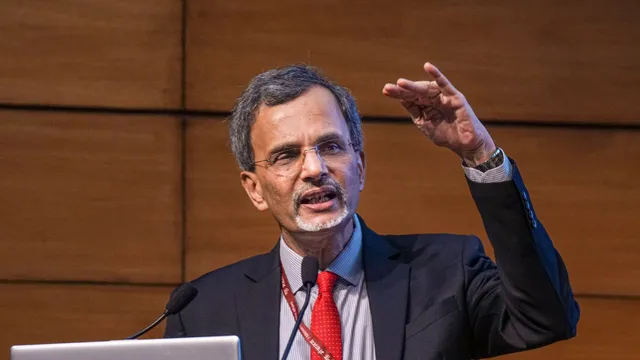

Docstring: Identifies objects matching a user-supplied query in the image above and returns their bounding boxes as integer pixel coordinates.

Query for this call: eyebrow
[266,132,346,157]
[267,142,299,158]
[315,132,344,144]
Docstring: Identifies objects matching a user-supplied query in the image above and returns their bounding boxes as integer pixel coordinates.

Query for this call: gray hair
[228,64,364,171]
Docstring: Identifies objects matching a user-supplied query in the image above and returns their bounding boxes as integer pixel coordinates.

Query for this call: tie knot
[316,271,338,294]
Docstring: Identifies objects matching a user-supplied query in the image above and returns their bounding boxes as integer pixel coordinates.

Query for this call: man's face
[240,86,365,234]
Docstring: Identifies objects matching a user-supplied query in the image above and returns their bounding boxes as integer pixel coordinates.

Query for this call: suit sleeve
[464,159,580,358]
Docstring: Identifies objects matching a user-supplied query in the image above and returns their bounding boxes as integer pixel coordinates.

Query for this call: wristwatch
[473,147,504,172]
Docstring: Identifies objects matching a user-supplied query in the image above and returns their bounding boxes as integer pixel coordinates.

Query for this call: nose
[299,148,328,181]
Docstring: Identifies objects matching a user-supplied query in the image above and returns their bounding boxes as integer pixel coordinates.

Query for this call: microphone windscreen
[165,283,198,315]
[301,256,319,287]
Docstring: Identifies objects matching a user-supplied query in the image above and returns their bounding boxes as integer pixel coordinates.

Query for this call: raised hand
[382,62,496,166]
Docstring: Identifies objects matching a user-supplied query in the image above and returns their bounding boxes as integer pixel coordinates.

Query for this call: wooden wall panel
[502,297,640,359]
[0,111,182,283]
[185,118,280,281]
[0,0,182,109]
[0,283,173,360]
[185,118,640,297]
[186,0,640,124]
[360,123,640,297]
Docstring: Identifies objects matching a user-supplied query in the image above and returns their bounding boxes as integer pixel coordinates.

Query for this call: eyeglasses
[253,139,355,177]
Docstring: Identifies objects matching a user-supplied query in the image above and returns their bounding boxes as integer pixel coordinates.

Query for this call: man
[164,62,580,360]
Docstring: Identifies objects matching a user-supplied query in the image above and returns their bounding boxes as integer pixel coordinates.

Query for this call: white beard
[294,205,350,232]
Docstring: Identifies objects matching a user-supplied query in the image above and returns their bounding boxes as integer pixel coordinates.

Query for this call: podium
[11,336,241,360]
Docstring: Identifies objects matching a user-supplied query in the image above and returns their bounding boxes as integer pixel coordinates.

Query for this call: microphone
[126,282,198,340]
[281,256,319,360]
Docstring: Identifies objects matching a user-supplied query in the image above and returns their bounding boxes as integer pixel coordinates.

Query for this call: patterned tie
[311,271,342,360]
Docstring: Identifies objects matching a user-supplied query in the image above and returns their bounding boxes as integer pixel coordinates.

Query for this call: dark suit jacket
[164,162,580,359]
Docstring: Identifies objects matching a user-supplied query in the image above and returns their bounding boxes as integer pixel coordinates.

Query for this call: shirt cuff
[463,149,513,183]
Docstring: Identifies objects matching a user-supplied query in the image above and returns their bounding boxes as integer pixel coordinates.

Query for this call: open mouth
[299,188,338,206]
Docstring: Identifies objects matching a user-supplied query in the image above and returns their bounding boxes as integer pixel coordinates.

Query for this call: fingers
[396,79,429,93]
[423,62,457,96]
[397,79,442,98]
[382,83,418,101]
[383,62,459,100]
[383,80,441,101]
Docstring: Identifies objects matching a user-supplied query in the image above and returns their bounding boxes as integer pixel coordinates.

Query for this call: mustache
[292,178,346,211]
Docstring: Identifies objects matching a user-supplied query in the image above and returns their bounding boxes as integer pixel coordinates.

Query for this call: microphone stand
[281,283,312,360]
[126,312,168,340]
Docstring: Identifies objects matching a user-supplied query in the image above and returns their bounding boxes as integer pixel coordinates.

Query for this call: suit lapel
[236,245,281,360]
[361,219,410,360]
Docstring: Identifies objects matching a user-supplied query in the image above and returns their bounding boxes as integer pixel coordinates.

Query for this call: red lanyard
[281,265,338,360]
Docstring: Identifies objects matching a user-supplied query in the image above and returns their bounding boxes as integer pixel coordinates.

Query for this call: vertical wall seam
[179,0,189,284]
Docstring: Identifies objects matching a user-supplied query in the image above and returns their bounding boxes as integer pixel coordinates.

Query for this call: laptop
[11,336,241,360]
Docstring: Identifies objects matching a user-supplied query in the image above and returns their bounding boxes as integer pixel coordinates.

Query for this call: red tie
[311,271,342,360]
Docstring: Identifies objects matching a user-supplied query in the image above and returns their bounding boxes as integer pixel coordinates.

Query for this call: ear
[240,171,270,211]
[356,150,366,191]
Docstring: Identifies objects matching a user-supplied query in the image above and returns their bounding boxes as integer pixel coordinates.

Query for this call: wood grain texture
[186,0,640,124]
[1,283,173,360]
[185,118,280,281]
[185,117,640,296]
[0,111,182,283]
[501,297,640,359]
[0,0,181,109]
[359,123,640,297]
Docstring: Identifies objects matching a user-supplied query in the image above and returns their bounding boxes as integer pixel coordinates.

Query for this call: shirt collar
[279,215,364,293]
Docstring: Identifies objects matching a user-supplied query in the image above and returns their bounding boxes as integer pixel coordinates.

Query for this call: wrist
[461,142,497,167]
